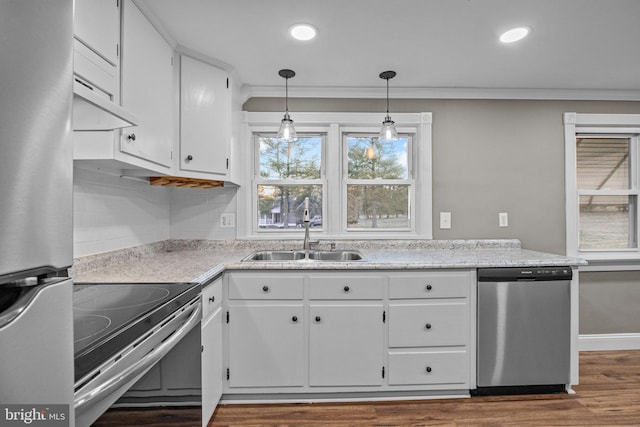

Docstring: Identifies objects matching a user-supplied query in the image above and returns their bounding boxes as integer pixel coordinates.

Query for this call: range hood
[73,79,138,131]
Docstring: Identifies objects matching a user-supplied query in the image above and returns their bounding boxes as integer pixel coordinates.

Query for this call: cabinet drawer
[388,303,468,347]
[228,274,303,300]
[388,350,468,385]
[308,275,384,300]
[389,272,470,299]
[202,279,222,319]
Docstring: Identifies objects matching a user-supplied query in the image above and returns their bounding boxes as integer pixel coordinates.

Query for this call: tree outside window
[256,135,323,230]
[345,135,411,230]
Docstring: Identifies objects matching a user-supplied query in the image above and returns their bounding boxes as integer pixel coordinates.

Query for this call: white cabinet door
[309,304,384,386]
[180,55,230,176]
[120,0,173,168]
[202,306,222,427]
[74,0,119,66]
[228,304,304,388]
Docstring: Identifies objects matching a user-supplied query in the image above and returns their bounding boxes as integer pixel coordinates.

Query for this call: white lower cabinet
[388,350,468,385]
[388,302,468,348]
[387,271,474,389]
[309,304,383,386]
[201,306,221,426]
[222,269,475,398]
[201,276,223,426]
[227,304,305,388]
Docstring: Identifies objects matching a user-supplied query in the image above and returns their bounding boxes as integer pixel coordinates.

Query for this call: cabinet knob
[126,133,136,142]
[426,366,432,373]
[186,154,193,161]
[262,285,269,292]
[425,284,433,291]
[425,323,432,330]
[315,316,321,322]
[208,296,215,303]
[292,316,298,322]
[343,285,350,292]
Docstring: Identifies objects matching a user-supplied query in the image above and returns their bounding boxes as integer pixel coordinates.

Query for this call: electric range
[73,282,201,383]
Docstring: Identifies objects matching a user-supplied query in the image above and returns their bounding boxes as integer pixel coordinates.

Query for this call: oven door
[74,296,201,427]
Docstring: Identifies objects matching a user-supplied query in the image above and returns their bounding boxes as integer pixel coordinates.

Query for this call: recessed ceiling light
[289,24,317,41]
[499,26,531,43]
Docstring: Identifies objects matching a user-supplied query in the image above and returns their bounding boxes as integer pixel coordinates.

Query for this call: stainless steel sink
[242,249,365,262]
[242,250,306,261]
[307,250,364,261]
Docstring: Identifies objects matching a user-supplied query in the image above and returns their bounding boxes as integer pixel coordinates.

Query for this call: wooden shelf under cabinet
[149,176,224,189]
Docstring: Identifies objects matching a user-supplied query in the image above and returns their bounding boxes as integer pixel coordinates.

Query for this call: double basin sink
[242,249,365,262]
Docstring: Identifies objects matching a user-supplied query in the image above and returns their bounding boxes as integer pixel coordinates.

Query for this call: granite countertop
[71,239,586,285]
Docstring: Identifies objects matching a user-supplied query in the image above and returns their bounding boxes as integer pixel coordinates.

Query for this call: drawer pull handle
[425,323,432,330]
[208,296,215,303]
[425,284,433,291]
[426,366,432,373]
[315,316,321,322]
[292,316,298,322]
[343,285,350,292]
[262,285,269,292]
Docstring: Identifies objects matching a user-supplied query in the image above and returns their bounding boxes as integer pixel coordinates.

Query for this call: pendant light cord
[285,77,289,114]
[386,78,390,116]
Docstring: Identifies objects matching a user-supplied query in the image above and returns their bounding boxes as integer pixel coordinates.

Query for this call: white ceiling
[139,0,640,100]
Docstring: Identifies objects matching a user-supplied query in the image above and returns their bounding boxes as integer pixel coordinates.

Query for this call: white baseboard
[579,333,640,351]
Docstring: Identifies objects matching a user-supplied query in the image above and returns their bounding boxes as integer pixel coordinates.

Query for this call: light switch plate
[440,212,451,229]
[499,212,509,227]
[220,213,235,228]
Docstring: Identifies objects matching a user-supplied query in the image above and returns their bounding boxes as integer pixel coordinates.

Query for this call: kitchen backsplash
[169,182,237,241]
[73,166,237,257]
[73,166,171,257]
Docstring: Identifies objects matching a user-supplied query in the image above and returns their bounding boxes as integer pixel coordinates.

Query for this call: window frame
[564,112,640,263]
[342,131,415,233]
[253,132,326,232]
[239,112,432,240]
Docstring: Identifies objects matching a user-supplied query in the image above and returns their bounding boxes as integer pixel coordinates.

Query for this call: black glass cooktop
[73,282,200,383]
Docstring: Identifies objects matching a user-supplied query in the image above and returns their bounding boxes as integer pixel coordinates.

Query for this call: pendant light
[378,70,399,141]
[277,69,297,141]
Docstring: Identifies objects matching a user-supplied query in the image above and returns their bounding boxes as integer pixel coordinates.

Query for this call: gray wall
[245,97,640,334]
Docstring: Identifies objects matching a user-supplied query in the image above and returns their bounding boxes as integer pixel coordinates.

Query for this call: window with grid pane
[576,137,636,250]
[255,134,323,231]
[344,134,413,230]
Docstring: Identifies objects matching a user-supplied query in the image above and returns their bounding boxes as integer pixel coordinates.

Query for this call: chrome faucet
[303,197,311,250]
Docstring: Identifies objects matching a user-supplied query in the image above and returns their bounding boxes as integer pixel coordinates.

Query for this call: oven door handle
[75,300,202,412]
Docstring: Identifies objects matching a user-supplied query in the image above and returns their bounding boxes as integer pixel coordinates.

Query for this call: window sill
[578,254,640,271]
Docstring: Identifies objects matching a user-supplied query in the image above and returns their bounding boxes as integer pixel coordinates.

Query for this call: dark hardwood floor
[92,350,640,426]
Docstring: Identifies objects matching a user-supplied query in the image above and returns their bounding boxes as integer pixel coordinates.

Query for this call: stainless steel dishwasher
[475,266,572,395]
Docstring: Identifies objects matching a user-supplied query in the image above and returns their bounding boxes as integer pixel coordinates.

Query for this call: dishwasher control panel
[477,266,572,281]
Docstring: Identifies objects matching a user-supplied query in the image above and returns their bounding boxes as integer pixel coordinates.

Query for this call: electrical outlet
[440,212,451,229]
[220,213,235,228]
[499,212,509,227]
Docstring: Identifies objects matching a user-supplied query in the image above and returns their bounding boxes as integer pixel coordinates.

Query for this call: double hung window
[344,134,412,230]
[243,112,431,238]
[565,113,640,260]
[255,134,324,230]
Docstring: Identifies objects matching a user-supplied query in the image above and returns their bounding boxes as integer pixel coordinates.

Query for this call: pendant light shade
[277,69,297,141]
[378,70,399,141]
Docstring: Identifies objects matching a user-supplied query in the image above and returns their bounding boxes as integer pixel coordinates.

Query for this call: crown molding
[241,85,640,103]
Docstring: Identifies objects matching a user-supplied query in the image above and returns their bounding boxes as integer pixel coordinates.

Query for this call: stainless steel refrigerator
[0,0,75,425]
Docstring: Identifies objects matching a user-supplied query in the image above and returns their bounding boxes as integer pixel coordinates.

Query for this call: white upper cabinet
[120,0,174,169]
[179,55,230,177]
[73,0,120,104]
[74,0,119,66]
